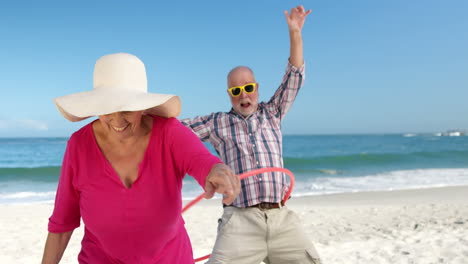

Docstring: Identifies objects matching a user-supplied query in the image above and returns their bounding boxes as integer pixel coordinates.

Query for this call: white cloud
[0,119,49,131]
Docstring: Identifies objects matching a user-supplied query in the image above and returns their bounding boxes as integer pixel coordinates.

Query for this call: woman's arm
[41,231,73,264]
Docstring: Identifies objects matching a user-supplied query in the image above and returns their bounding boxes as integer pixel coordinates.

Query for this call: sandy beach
[1,186,467,264]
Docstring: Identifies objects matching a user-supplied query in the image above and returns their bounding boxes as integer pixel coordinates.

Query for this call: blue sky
[0,0,467,137]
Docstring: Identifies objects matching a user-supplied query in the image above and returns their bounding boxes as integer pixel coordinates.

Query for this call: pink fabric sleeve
[167,118,222,187]
[48,138,81,233]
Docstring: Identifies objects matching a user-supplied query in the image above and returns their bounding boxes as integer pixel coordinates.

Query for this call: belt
[249,202,284,210]
[223,202,285,209]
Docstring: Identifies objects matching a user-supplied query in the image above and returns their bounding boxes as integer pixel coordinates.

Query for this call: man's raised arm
[284,5,311,68]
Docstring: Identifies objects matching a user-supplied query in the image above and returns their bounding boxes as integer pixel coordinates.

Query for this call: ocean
[1,134,468,204]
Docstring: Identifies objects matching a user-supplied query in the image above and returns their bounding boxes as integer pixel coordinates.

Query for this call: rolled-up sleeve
[48,139,81,233]
[265,62,305,119]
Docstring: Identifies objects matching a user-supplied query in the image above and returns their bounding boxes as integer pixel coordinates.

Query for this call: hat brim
[54,89,181,122]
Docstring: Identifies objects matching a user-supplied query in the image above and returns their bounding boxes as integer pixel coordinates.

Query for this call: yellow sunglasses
[227,83,257,97]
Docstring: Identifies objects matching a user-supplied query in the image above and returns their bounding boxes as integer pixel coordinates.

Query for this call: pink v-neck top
[48,116,221,263]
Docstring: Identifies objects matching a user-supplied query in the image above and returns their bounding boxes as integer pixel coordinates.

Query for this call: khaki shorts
[206,206,321,264]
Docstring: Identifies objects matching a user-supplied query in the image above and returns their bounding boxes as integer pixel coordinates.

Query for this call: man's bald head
[227,66,255,88]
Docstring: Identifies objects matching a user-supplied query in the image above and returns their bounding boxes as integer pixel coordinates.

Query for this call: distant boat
[437,130,466,136]
[448,131,462,137]
[403,133,417,137]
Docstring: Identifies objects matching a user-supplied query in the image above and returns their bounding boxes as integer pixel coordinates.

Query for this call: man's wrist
[289,28,302,34]
[289,28,302,35]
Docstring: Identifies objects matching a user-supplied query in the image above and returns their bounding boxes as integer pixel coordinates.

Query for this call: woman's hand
[204,163,240,205]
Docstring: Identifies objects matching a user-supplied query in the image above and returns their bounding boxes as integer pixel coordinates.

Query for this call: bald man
[181,6,320,264]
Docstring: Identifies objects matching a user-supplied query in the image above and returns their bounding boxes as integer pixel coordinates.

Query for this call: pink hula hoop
[182,167,295,262]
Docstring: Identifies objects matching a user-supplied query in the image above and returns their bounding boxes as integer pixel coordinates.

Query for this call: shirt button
[256,161,259,165]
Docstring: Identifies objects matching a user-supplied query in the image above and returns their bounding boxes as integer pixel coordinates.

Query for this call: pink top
[48,116,221,263]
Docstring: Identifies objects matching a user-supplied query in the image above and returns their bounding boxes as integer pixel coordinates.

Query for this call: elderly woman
[42,53,240,263]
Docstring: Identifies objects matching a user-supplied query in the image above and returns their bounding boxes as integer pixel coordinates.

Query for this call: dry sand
[1,186,467,263]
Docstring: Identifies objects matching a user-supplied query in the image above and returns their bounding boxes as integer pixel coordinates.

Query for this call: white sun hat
[54,53,181,122]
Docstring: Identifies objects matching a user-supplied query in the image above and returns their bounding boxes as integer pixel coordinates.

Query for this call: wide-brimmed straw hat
[54,53,181,122]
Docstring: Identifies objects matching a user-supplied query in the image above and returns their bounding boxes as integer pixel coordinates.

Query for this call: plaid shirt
[181,62,305,207]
